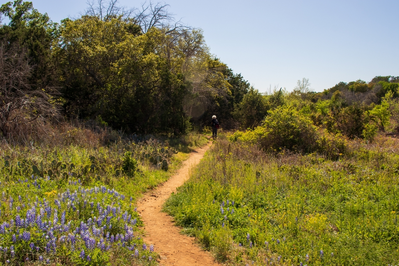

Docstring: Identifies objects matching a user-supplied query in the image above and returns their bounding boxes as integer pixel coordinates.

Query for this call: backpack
[215,119,219,129]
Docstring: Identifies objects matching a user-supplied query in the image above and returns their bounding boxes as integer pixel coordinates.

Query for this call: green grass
[0,127,208,265]
[164,135,399,265]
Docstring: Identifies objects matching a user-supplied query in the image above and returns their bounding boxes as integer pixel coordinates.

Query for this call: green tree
[235,87,268,129]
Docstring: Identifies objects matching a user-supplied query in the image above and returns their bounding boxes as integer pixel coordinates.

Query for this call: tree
[0,0,59,92]
[0,40,58,138]
[235,87,267,129]
[294,78,311,94]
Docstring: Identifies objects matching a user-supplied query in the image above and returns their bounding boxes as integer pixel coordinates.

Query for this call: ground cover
[0,127,207,265]
[165,135,399,265]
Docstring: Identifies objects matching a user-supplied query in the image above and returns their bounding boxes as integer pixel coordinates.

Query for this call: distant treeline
[1,0,398,141]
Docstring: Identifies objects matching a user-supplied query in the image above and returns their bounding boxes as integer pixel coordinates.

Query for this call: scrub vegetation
[1,0,399,265]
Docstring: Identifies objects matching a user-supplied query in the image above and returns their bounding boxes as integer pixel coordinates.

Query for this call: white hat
[212,115,216,119]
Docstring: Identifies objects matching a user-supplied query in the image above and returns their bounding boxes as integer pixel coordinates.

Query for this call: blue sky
[6,0,398,93]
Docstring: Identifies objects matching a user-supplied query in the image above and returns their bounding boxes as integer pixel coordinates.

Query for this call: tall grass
[0,124,208,265]
[165,135,399,265]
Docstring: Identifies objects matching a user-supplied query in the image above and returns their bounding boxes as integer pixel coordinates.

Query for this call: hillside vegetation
[1,0,399,265]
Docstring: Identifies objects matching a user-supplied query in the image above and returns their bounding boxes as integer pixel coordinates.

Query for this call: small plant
[122,151,137,177]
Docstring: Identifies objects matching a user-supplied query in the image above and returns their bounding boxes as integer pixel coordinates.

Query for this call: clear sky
[6,0,399,93]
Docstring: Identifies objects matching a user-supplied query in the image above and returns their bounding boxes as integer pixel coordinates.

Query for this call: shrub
[315,130,347,160]
[122,151,137,177]
[258,105,318,153]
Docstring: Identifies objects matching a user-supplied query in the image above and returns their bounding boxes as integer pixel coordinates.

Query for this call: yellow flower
[44,190,57,197]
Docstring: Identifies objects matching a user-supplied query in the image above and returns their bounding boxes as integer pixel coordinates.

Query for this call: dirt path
[137,143,219,266]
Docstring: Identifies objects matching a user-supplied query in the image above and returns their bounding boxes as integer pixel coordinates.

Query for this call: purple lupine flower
[15,215,21,227]
[277,239,280,244]
[222,222,225,227]
[143,244,147,250]
[87,255,91,261]
[149,256,152,261]
[39,255,43,261]
[320,250,324,257]
[80,249,85,259]
[12,234,16,243]
[30,242,35,250]
[61,211,65,225]
[22,231,31,241]
[249,241,252,248]
[45,206,51,219]
[134,249,139,257]
[265,241,269,247]
[246,233,250,241]
[150,244,154,252]
[220,206,224,214]
[306,254,309,261]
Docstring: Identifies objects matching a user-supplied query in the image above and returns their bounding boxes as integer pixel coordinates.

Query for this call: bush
[258,105,318,153]
[122,151,137,177]
[230,105,348,159]
[315,130,347,160]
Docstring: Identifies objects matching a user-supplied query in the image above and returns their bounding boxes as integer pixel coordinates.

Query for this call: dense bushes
[230,105,347,158]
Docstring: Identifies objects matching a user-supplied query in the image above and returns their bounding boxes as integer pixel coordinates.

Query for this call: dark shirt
[211,118,219,128]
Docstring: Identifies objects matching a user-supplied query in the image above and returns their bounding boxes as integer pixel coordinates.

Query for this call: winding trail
[137,142,219,266]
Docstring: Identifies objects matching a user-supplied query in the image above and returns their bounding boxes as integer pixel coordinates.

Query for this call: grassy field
[0,126,208,265]
[165,135,399,265]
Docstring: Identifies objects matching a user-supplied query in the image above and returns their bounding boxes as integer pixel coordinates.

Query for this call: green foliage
[165,138,399,265]
[258,105,318,153]
[122,151,137,177]
[362,123,378,142]
[0,128,206,265]
[369,100,391,132]
[325,104,369,139]
[234,87,268,129]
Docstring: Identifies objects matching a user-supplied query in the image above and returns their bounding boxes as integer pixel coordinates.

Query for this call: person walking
[211,115,219,139]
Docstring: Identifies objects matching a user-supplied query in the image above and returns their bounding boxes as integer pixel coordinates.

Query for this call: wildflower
[22,231,31,241]
[87,255,91,261]
[80,249,85,259]
[149,256,152,261]
[247,233,250,241]
[320,250,324,257]
[277,239,280,244]
[306,254,309,261]
[220,206,224,214]
[143,244,147,250]
[150,244,154,252]
[249,241,252,248]
[39,256,43,261]
[134,249,139,257]
[30,242,35,250]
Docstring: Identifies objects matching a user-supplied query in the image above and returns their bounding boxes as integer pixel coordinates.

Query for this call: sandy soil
[137,143,220,266]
